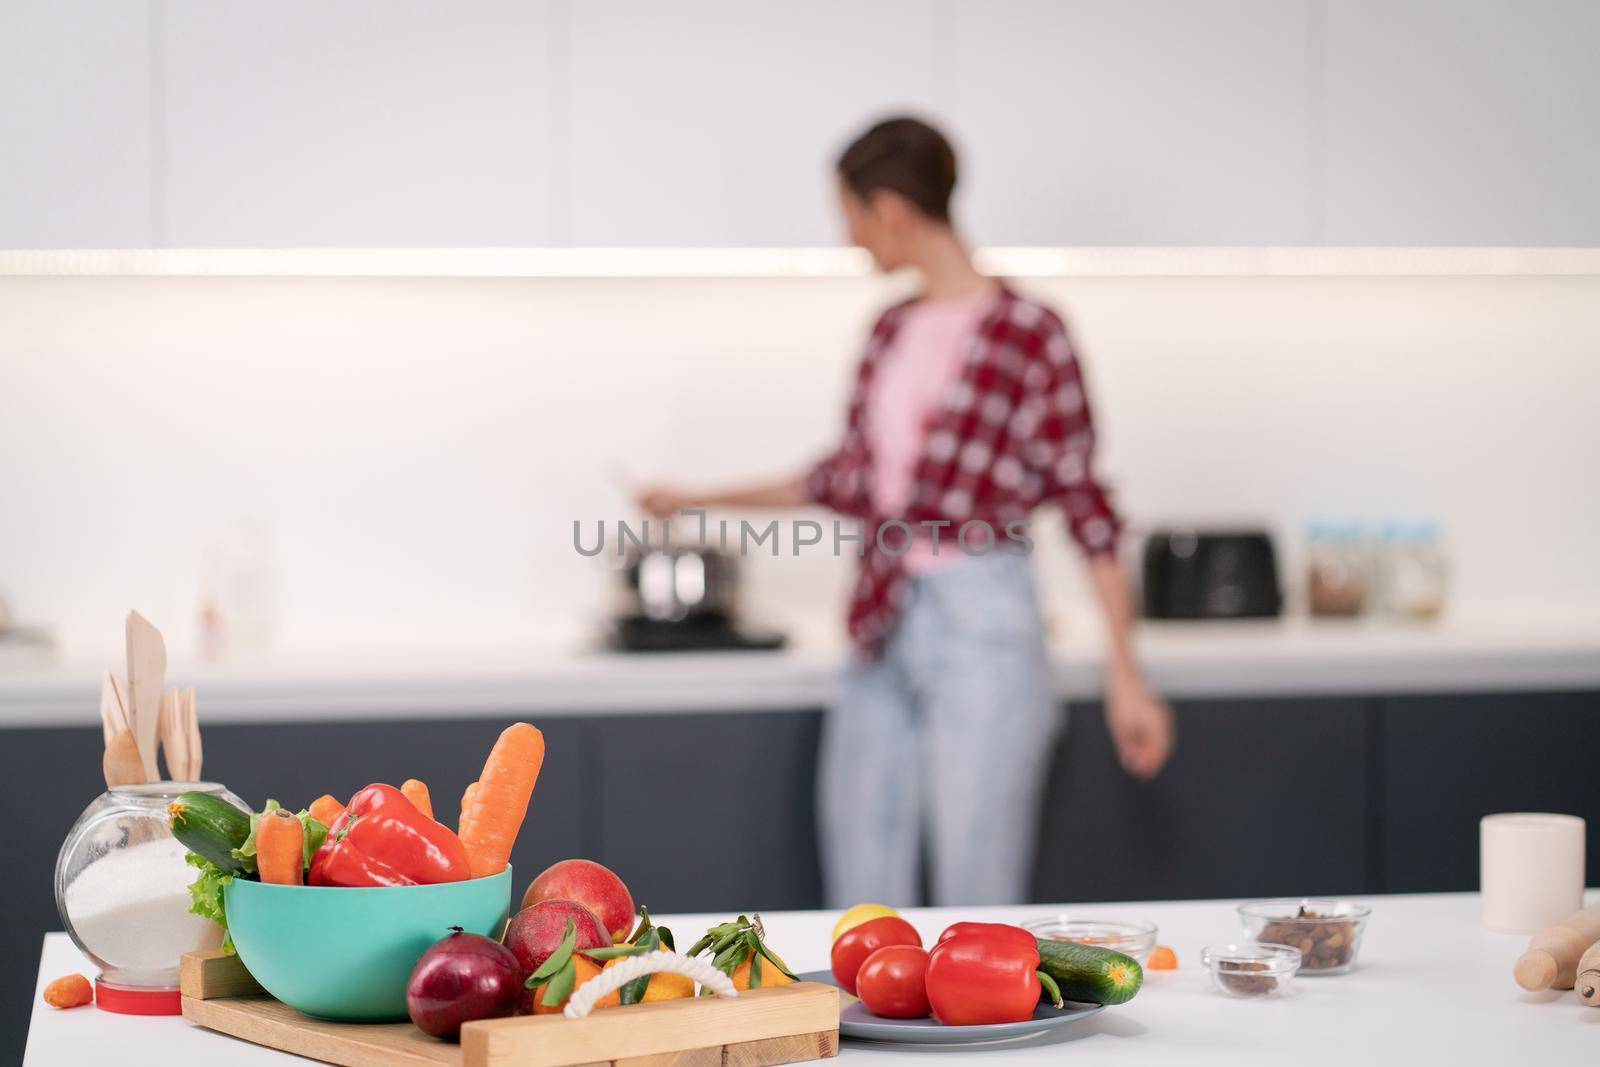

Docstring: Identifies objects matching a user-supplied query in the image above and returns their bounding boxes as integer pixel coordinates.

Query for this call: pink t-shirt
[867,285,1001,572]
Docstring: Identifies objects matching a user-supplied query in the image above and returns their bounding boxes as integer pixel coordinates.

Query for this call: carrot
[458,723,544,878]
[459,782,479,835]
[308,794,345,827]
[257,808,305,885]
[43,974,93,1009]
[401,778,434,820]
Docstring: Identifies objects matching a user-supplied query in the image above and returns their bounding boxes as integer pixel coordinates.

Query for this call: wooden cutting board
[180,951,840,1067]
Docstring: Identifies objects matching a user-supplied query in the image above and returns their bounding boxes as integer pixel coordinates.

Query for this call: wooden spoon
[103,728,146,788]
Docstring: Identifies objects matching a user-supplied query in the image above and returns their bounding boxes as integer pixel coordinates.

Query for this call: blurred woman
[639,116,1172,907]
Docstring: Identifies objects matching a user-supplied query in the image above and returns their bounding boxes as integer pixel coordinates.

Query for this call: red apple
[503,898,610,979]
[522,859,635,944]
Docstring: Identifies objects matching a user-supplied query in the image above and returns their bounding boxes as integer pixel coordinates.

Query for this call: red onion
[407,927,525,1040]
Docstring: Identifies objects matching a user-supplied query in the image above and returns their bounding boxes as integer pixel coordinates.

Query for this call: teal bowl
[224,867,512,1021]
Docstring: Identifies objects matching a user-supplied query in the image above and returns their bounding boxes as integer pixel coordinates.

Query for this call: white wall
[2,270,1597,658]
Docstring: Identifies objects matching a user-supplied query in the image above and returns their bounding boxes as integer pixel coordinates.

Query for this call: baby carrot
[401,778,434,820]
[458,723,544,878]
[43,974,93,1009]
[308,794,345,827]
[257,808,305,885]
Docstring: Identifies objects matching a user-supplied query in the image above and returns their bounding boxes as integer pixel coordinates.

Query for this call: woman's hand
[1104,666,1174,782]
[634,485,699,519]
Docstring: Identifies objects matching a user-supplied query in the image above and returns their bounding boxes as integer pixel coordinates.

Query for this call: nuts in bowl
[1238,899,1370,975]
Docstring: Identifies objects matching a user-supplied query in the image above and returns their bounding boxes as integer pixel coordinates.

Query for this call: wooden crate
[180,950,840,1067]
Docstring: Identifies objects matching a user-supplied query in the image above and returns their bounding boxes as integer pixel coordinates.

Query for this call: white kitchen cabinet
[0,0,153,247]
[1323,0,1600,246]
[565,0,941,246]
[946,0,1316,246]
[161,0,556,246]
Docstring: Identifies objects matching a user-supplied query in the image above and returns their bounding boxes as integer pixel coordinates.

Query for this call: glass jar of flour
[55,782,248,1014]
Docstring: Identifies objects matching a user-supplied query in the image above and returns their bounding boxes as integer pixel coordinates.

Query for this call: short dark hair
[837,116,957,222]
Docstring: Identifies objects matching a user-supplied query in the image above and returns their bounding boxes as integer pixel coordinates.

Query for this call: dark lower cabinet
[593,711,824,915]
[1382,691,1600,892]
[5,687,1596,1058]
[1032,698,1373,903]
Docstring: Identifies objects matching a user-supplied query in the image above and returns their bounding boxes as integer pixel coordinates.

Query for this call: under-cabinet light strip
[0,246,1596,278]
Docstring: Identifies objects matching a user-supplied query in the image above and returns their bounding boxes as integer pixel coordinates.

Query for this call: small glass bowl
[1023,916,1158,962]
[1238,899,1371,975]
[1201,942,1301,998]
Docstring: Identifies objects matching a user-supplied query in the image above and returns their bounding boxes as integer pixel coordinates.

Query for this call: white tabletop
[24,892,1600,1065]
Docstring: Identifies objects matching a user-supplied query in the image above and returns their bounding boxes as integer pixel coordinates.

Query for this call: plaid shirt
[806,285,1121,658]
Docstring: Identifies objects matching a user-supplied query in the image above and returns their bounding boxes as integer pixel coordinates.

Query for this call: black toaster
[1140,529,1282,619]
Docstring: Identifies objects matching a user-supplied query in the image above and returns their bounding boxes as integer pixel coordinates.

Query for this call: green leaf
[657,925,676,952]
[528,918,577,984]
[580,943,648,962]
[617,930,660,1005]
[626,906,653,945]
[749,947,763,989]
[539,958,576,1008]
[712,940,749,974]
[299,813,328,868]
[756,941,799,981]
[710,929,745,955]
[184,853,235,953]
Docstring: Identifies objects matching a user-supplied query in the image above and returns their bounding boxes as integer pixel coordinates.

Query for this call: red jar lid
[95,979,182,1015]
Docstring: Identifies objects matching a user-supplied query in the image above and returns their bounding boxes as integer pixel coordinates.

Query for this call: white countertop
[3,611,1599,728]
[24,892,1599,1065]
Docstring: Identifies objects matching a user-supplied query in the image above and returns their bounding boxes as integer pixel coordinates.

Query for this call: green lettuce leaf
[185,852,235,953]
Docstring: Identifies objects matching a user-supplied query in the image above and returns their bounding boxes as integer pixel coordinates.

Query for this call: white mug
[1480,813,1586,932]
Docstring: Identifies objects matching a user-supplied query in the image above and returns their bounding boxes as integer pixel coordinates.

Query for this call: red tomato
[855,945,931,1018]
[831,916,921,994]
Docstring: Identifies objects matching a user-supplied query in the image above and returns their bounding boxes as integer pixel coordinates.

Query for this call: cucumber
[168,791,252,872]
[1036,939,1143,1005]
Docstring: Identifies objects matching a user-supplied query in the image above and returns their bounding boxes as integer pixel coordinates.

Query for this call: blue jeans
[818,551,1062,908]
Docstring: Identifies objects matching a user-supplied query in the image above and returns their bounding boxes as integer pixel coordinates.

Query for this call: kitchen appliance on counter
[609,546,785,653]
[1140,528,1282,620]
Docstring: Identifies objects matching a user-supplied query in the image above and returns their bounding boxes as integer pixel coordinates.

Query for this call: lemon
[831,903,899,944]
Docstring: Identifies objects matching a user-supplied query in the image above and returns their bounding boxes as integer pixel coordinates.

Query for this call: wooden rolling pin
[1576,940,1600,1005]
[1514,900,1600,991]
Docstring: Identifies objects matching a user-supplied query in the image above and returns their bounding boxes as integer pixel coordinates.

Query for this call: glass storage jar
[1305,522,1368,617]
[1376,520,1448,620]
[54,781,247,1014]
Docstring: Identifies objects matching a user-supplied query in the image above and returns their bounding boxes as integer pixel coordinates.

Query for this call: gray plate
[797,971,1106,1045]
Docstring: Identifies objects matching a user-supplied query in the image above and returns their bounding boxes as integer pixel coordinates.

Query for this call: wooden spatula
[159,688,186,781]
[125,611,166,783]
[99,672,128,747]
[185,687,203,780]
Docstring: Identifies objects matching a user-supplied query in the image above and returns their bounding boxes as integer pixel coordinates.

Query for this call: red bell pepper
[309,783,472,887]
[936,922,1039,955]
[925,923,1062,1025]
